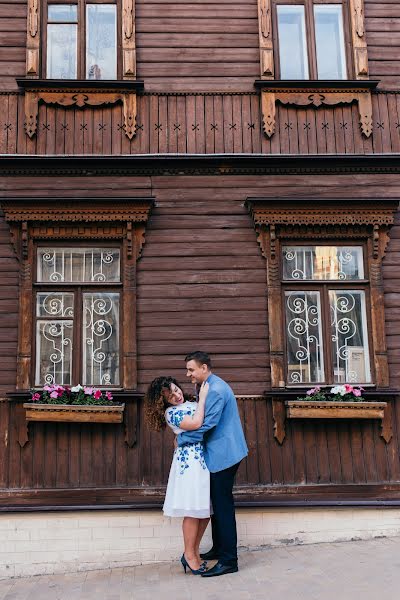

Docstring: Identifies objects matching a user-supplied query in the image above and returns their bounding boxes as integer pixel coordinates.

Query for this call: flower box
[23,402,125,423]
[285,400,387,420]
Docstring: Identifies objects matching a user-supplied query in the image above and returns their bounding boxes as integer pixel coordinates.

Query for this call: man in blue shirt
[177,351,248,577]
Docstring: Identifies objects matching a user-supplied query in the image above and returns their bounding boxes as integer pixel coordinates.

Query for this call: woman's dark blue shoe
[181,554,207,575]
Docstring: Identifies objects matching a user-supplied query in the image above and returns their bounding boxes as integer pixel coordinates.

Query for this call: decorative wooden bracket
[255,81,379,139]
[16,79,144,141]
[257,0,274,79]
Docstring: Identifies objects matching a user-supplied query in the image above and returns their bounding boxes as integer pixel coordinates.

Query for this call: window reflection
[277,5,309,79]
[86,4,117,80]
[314,5,347,79]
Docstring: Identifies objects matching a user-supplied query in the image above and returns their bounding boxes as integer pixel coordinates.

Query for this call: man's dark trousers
[209,461,241,567]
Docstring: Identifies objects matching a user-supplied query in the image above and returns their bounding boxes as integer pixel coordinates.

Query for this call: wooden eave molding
[4,154,400,178]
[16,79,145,141]
[254,80,379,139]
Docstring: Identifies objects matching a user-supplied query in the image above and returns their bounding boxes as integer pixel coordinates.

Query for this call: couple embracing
[145,351,248,577]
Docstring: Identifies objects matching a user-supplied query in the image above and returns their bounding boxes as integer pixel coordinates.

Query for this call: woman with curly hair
[144,375,210,574]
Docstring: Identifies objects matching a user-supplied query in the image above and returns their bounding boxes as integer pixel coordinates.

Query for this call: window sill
[254,79,379,139]
[16,78,145,92]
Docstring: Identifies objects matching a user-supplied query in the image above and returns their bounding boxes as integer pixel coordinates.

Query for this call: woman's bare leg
[195,517,210,562]
[182,517,201,570]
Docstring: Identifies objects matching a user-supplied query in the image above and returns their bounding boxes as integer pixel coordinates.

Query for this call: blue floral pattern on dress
[175,442,207,475]
[166,403,208,475]
[166,407,193,429]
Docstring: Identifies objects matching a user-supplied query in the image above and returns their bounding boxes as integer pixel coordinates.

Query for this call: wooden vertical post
[26,0,40,77]
[257,0,274,79]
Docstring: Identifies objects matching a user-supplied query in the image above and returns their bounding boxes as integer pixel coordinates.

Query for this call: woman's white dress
[163,401,212,518]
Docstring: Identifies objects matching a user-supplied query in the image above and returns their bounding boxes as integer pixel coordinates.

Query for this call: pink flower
[306,386,320,396]
[94,389,102,400]
[43,385,52,392]
[344,384,354,393]
[84,387,93,395]
[106,391,113,401]
[50,391,58,399]
[32,393,41,401]
[353,388,362,397]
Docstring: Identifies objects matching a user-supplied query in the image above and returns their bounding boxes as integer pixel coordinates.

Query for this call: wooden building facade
[1,0,400,510]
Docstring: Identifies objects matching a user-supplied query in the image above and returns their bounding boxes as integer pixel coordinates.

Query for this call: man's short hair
[185,351,212,369]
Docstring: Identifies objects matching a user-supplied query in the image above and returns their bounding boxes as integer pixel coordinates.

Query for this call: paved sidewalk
[0,536,399,600]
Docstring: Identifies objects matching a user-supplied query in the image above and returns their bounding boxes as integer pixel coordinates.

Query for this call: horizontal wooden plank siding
[0,398,399,489]
[0,1,400,92]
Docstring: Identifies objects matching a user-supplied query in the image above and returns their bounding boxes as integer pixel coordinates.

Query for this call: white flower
[71,384,83,393]
[330,385,346,396]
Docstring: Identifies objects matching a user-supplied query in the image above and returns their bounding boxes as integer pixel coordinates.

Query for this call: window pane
[330,290,371,383]
[48,5,78,22]
[37,248,121,283]
[47,24,77,78]
[86,4,117,79]
[36,293,74,317]
[282,246,364,281]
[35,320,73,385]
[314,5,347,79]
[285,291,325,384]
[277,5,309,79]
[83,293,120,385]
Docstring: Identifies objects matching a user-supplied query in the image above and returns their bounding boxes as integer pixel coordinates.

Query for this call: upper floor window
[274,1,348,79]
[45,1,118,79]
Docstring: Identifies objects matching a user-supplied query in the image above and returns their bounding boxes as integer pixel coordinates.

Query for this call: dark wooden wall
[1,0,400,92]
[1,92,400,156]
[1,173,400,398]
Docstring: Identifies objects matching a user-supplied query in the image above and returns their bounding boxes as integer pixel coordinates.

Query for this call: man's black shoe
[201,562,238,577]
[200,548,219,561]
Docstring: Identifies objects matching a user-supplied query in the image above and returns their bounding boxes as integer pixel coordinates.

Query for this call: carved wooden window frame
[23,0,139,140]
[2,197,154,392]
[257,0,368,81]
[245,198,398,391]
[256,1,374,139]
[27,0,136,81]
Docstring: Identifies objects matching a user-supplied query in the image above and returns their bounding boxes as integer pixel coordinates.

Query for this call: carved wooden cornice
[255,81,378,139]
[16,79,144,140]
[245,200,398,230]
[1,197,154,261]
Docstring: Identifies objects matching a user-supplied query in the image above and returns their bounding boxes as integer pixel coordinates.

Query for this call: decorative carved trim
[350,0,369,79]
[21,89,138,140]
[272,399,285,444]
[257,0,274,79]
[122,0,136,79]
[2,200,153,224]
[26,0,40,77]
[246,198,398,390]
[261,87,373,138]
